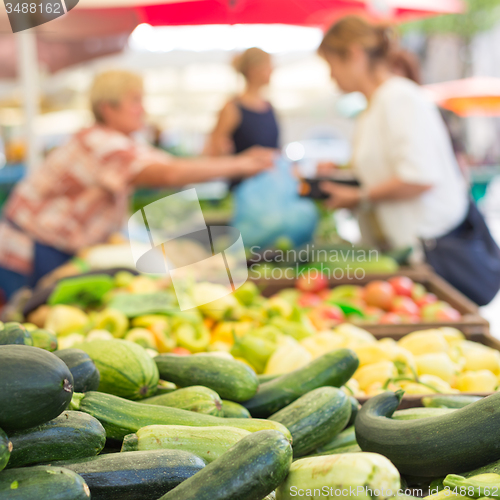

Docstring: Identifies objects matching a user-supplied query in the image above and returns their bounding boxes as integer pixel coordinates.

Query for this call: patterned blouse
[0,125,171,275]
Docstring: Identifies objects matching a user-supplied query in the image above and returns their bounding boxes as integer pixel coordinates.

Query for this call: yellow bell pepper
[418,374,457,393]
[341,378,361,397]
[457,341,500,375]
[397,381,437,395]
[45,305,89,336]
[210,321,254,345]
[265,296,294,319]
[365,382,386,396]
[415,352,457,384]
[455,370,498,392]
[300,332,346,359]
[353,361,397,391]
[132,315,175,353]
[264,339,313,375]
[334,324,377,348]
[353,343,394,367]
[398,329,449,356]
[208,341,232,353]
[440,327,465,346]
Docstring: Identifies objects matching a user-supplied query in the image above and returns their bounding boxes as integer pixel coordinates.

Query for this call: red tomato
[364,281,395,311]
[319,304,345,322]
[416,293,438,308]
[388,276,414,297]
[391,296,420,317]
[421,301,461,321]
[172,347,192,356]
[296,273,329,293]
[435,307,461,321]
[411,282,427,302]
[298,293,322,309]
[379,312,403,324]
[309,304,344,329]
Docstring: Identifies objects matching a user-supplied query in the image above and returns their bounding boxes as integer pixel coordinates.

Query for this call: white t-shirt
[353,76,469,250]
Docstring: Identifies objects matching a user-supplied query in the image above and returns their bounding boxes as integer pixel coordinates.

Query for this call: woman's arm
[321,177,432,210]
[204,101,241,156]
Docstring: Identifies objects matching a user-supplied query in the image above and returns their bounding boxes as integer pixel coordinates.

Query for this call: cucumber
[155,381,177,395]
[269,387,351,457]
[306,443,363,458]
[155,354,258,402]
[30,329,58,352]
[347,396,359,427]
[0,427,12,471]
[79,339,159,400]
[122,425,251,463]
[258,374,280,384]
[392,408,455,420]
[71,391,292,441]
[243,349,359,418]
[222,400,251,419]
[54,349,100,393]
[158,430,293,500]
[0,465,90,500]
[0,323,33,346]
[316,425,356,454]
[6,411,106,468]
[142,386,223,416]
[0,345,74,431]
[463,458,500,478]
[422,395,483,409]
[354,390,500,477]
[49,449,205,500]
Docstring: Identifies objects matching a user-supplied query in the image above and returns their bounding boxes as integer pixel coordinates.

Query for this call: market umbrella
[423,77,500,117]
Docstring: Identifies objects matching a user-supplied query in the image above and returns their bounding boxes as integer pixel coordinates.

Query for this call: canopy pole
[17,32,41,171]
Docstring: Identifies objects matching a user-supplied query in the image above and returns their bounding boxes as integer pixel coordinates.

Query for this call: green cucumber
[0,323,32,346]
[0,427,12,471]
[422,395,483,409]
[54,349,100,393]
[142,386,223,416]
[70,391,292,441]
[158,430,293,500]
[6,411,105,469]
[258,374,280,384]
[306,443,363,458]
[0,465,90,500]
[155,381,177,395]
[30,329,58,351]
[243,349,359,418]
[155,354,258,402]
[79,339,159,400]
[269,387,351,457]
[122,425,251,463]
[316,425,356,453]
[355,390,500,477]
[49,449,205,500]
[392,408,455,420]
[463,458,500,478]
[0,345,74,431]
[222,400,251,418]
[347,396,359,427]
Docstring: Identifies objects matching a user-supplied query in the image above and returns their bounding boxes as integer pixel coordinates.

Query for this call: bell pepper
[265,296,294,319]
[125,327,158,350]
[300,332,346,359]
[440,327,465,346]
[354,361,397,391]
[398,329,449,356]
[415,352,458,384]
[264,339,312,375]
[327,285,364,303]
[132,315,175,353]
[210,321,254,345]
[94,308,129,338]
[233,281,260,306]
[44,305,89,336]
[418,374,457,394]
[334,323,377,348]
[455,370,498,392]
[174,323,210,353]
[457,341,500,374]
[231,327,281,373]
[397,381,438,395]
[194,283,239,321]
[269,317,313,341]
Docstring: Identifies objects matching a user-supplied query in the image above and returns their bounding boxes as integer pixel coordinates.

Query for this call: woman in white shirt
[318,16,469,253]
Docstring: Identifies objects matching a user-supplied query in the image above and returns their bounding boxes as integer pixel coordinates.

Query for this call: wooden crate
[252,268,489,337]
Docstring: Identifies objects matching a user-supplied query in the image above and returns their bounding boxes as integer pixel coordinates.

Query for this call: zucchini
[7,411,106,468]
[155,354,258,402]
[142,386,223,416]
[0,345,74,431]
[243,349,359,418]
[70,391,292,441]
[392,408,455,420]
[0,427,12,471]
[316,425,356,454]
[258,374,280,384]
[0,323,32,346]
[158,430,293,500]
[30,329,58,352]
[347,396,359,427]
[54,349,100,393]
[0,465,90,500]
[269,387,351,457]
[49,449,205,500]
[355,390,500,477]
[122,425,251,463]
[422,395,483,409]
[79,339,159,400]
[222,400,251,419]
[155,381,177,395]
[313,443,363,456]
[463,458,500,478]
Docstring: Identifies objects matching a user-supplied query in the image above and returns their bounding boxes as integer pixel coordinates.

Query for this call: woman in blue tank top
[205,48,280,187]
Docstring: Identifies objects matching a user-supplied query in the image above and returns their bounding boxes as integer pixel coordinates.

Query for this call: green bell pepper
[174,323,210,353]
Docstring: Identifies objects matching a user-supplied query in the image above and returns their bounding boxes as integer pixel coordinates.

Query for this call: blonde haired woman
[206,48,279,187]
[0,70,272,297]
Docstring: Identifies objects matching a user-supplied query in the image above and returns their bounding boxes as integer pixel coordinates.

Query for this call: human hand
[316,161,338,176]
[320,182,362,209]
[237,146,276,176]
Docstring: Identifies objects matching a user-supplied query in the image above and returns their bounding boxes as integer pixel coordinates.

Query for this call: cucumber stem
[69,392,85,411]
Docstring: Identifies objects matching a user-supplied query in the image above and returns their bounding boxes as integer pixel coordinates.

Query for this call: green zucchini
[30,329,58,351]
[0,465,90,500]
[70,391,292,441]
[347,396,359,427]
[155,381,177,395]
[78,339,159,400]
[316,425,356,454]
[142,386,223,416]
[0,345,74,431]
[463,458,500,478]
[269,387,351,457]
[0,323,32,346]
[222,400,251,418]
[243,349,359,418]
[392,408,455,420]
[158,430,293,500]
[355,390,500,477]
[304,443,363,458]
[422,395,483,409]
[49,449,205,500]
[0,427,12,471]
[54,349,100,393]
[122,425,251,463]
[258,374,280,384]
[6,411,105,468]
[155,354,258,402]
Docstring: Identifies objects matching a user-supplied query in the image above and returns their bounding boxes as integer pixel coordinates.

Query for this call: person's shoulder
[378,76,428,107]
